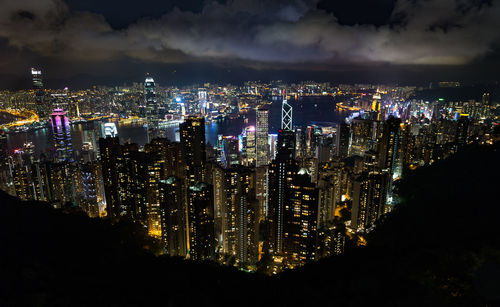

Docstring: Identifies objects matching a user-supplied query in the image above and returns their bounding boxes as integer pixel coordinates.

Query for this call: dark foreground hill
[1,144,500,306]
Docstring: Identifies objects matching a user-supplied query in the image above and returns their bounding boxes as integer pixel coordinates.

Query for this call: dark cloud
[0,0,499,84]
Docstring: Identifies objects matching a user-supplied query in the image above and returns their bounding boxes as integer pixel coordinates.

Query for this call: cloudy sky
[0,0,499,88]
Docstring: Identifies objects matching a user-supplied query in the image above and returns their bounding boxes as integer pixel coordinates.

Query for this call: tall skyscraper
[281,90,293,130]
[118,143,147,223]
[145,75,158,141]
[80,162,99,218]
[455,115,470,151]
[277,129,295,159]
[242,126,256,166]
[378,116,401,176]
[180,116,206,185]
[256,107,269,167]
[337,121,350,158]
[31,67,46,118]
[99,136,122,221]
[221,136,241,169]
[144,142,166,236]
[283,169,319,267]
[351,171,388,231]
[188,182,215,260]
[268,141,299,254]
[50,109,73,163]
[160,176,187,257]
[217,166,258,264]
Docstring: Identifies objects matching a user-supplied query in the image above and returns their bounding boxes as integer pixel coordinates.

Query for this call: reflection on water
[6,96,347,159]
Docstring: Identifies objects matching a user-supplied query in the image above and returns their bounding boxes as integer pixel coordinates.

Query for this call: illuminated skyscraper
[198,89,208,115]
[80,162,99,218]
[31,67,46,118]
[281,90,293,130]
[50,109,73,163]
[221,136,240,168]
[217,166,258,263]
[144,142,166,236]
[180,116,206,185]
[283,170,319,267]
[242,126,256,166]
[268,138,299,254]
[256,107,269,167]
[145,75,158,141]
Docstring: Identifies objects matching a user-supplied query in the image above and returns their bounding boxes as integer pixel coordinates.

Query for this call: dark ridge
[1,143,500,306]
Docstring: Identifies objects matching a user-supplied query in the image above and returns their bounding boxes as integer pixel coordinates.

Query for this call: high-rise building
[283,170,319,267]
[145,75,158,141]
[50,109,73,163]
[277,129,295,159]
[118,143,146,223]
[188,182,215,260]
[256,107,269,167]
[268,142,299,254]
[31,67,46,118]
[281,91,293,130]
[180,116,206,185]
[221,136,241,169]
[79,162,99,218]
[455,115,470,151]
[378,116,401,176]
[160,176,187,257]
[143,143,165,236]
[351,171,388,231]
[242,126,256,166]
[337,121,350,158]
[99,136,122,221]
[217,166,258,264]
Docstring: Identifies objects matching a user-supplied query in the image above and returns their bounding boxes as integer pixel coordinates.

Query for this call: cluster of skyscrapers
[0,71,497,272]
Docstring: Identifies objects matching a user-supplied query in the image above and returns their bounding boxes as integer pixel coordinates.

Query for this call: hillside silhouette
[1,143,500,306]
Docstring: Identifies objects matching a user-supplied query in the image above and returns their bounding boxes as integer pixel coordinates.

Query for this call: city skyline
[1,1,500,305]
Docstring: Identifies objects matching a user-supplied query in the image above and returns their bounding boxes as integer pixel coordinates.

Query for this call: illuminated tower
[283,169,319,267]
[256,107,269,167]
[144,75,158,141]
[50,109,73,163]
[31,67,46,118]
[198,89,208,116]
[268,134,299,254]
[281,90,293,130]
[242,126,256,166]
[180,116,206,185]
[218,166,257,263]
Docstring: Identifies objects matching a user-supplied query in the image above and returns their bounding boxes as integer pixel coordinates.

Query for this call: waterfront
[5,96,348,158]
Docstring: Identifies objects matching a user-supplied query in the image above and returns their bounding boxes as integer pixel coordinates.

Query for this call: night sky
[0,0,499,88]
